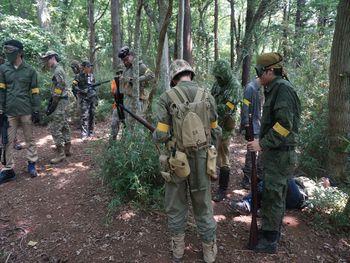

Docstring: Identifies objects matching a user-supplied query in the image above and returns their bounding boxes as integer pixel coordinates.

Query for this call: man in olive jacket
[0,39,40,184]
[153,59,221,263]
[248,52,301,253]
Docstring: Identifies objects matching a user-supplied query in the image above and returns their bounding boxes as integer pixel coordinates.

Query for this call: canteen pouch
[169,150,190,177]
[207,145,217,178]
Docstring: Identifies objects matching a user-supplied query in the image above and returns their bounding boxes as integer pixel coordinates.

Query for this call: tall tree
[327,0,350,182]
[111,0,122,70]
[35,0,50,29]
[88,0,96,64]
[176,0,185,59]
[183,0,193,65]
[214,0,219,61]
[228,0,237,68]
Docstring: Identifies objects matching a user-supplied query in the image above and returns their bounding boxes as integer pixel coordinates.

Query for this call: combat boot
[64,142,72,157]
[170,233,185,262]
[0,169,16,185]
[27,161,38,178]
[212,167,230,202]
[50,145,66,164]
[254,231,278,254]
[202,239,217,263]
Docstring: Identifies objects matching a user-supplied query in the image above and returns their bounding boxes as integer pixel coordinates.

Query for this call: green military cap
[256,52,283,69]
[40,50,59,59]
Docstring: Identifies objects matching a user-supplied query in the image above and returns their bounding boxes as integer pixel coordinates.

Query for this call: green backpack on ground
[167,86,211,151]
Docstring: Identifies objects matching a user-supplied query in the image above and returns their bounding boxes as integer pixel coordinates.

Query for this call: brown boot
[202,239,217,263]
[64,142,72,157]
[50,145,66,164]
[170,233,185,262]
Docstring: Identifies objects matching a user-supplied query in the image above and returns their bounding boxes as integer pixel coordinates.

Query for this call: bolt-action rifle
[0,114,9,165]
[248,113,258,249]
[119,104,155,133]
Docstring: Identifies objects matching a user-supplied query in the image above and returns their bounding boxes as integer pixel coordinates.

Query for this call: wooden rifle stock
[248,113,258,249]
[119,104,155,133]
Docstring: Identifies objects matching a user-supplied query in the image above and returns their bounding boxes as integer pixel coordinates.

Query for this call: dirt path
[0,120,349,263]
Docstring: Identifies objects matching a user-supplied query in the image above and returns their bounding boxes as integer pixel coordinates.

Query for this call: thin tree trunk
[176,0,185,59]
[36,0,50,29]
[327,0,350,182]
[88,0,96,64]
[111,0,122,70]
[214,0,219,61]
[229,0,236,68]
[183,0,193,65]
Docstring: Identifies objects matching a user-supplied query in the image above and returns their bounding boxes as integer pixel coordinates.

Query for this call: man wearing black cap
[118,46,154,124]
[247,52,301,253]
[0,39,40,184]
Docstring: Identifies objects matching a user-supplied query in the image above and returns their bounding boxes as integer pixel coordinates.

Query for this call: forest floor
[0,119,349,263]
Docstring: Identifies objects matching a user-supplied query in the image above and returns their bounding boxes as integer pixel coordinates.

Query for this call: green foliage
[99,129,164,209]
[95,99,112,122]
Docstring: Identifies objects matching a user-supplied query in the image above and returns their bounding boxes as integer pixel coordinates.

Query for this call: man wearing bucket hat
[41,51,71,164]
[153,59,221,263]
[210,59,240,202]
[0,39,40,184]
[247,52,301,253]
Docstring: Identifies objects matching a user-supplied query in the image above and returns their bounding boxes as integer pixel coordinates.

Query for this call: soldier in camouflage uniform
[247,52,301,253]
[74,61,97,139]
[153,59,221,263]
[41,51,71,164]
[118,46,154,122]
[210,59,240,202]
[0,40,40,184]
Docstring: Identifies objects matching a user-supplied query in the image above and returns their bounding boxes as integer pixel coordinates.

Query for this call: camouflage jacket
[51,63,68,98]
[120,60,154,100]
[211,59,240,138]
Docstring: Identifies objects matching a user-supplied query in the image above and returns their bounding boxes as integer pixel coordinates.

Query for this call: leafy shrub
[99,128,164,209]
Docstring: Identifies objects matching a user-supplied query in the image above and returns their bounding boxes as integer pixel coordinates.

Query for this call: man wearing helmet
[247,52,301,253]
[41,51,71,164]
[153,59,221,263]
[0,39,40,184]
[118,46,154,121]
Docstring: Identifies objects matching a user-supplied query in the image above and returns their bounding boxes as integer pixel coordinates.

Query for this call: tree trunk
[281,0,290,60]
[327,0,350,182]
[229,0,236,68]
[132,0,143,116]
[111,0,122,70]
[176,0,185,60]
[88,0,96,64]
[36,0,50,29]
[183,0,193,65]
[60,0,69,44]
[214,0,219,61]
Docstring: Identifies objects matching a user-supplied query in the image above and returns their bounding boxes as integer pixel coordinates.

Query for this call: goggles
[3,45,20,54]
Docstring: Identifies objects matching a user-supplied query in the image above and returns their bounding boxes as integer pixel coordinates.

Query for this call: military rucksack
[167,86,211,151]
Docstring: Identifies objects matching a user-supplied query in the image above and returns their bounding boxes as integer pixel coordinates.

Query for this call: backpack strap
[193,88,206,102]
[167,86,188,105]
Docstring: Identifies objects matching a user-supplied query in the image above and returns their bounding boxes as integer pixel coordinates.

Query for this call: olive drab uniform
[76,70,97,138]
[119,60,154,118]
[0,60,40,171]
[153,59,221,263]
[211,59,240,202]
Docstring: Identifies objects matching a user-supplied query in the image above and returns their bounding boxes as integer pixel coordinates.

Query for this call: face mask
[5,51,18,64]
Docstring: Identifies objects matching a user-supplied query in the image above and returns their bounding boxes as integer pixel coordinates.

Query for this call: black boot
[212,167,230,202]
[254,231,278,254]
[0,169,16,185]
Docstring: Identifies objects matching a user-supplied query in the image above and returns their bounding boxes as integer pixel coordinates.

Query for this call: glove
[32,111,40,124]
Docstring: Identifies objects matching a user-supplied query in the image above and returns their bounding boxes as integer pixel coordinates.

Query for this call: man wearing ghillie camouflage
[248,52,301,254]
[41,51,71,164]
[118,46,154,121]
[153,59,221,263]
[211,59,240,202]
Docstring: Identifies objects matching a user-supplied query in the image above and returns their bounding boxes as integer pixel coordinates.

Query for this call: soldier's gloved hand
[32,111,40,124]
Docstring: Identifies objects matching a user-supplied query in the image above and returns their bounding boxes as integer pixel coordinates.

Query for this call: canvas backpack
[167,86,211,151]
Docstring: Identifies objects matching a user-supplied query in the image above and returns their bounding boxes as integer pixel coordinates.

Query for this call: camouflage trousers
[165,150,216,242]
[261,150,297,232]
[242,147,263,179]
[2,115,38,171]
[79,96,97,137]
[48,99,71,147]
[217,136,232,169]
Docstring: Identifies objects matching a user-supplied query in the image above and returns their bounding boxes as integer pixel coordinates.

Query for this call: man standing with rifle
[0,39,40,184]
[41,51,71,164]
[247,52,301,253]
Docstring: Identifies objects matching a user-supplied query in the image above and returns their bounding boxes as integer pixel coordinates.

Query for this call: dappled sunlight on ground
[36,134,53,146]
[232,215,253,226]
[117,210,137,221]
[283,215,300,227]
[214,214,227,222]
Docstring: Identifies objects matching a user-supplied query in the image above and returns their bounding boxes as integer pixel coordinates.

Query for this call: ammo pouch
[207,145,217,179]
[169,150,190,178]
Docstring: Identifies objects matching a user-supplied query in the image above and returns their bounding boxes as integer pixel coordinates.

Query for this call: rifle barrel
[120,104,155,132]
